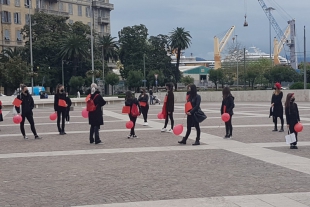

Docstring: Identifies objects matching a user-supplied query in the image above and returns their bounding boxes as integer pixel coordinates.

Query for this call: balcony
[98,16,110,24]
[35,8,69,18]
[92,1,114,10]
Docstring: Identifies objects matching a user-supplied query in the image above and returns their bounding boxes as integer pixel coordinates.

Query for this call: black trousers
[141,106,149,122]
[164,112,174,129]
[184,116,200,141]
[57,110,66,133]
[65,108,70,122]
[20,112,37,137]
[129,115,137,135]
[289,123,298,146]
[273,116,284,129]
[225,115,233,136]
[90,125,100,143]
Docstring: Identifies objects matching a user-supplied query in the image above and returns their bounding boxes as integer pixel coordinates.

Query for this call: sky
[110,0,310,61]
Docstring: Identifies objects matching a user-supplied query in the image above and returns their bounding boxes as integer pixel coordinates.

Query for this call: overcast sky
[110,0,309,60]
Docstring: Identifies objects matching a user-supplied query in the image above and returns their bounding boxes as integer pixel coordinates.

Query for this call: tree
[181,75,194,86]
[69,76,85,94]
[169,27,192,89]
[264,65,299,84]
[59,34,90,76]
[146,70,165,88]
[0,47,24,63]
[209,69,224,90]
[105,72,119,95]
[126,70,143,91]
[118,24,148,79]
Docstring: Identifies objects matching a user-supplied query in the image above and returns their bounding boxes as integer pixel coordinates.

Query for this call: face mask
[60,89,64,93]
[24,90,29,94]
[291,98,295,102]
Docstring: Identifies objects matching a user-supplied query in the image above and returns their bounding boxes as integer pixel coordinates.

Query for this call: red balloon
[82,108,89,118]
[126,121,134,129]
[13,115,22,124]
[173,124,183,135]
[221,113,230,122]
[157,112,164,119]
[294,123,303,132]
[50,113,57,121]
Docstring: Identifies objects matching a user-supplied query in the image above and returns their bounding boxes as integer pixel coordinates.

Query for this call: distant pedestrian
[0,100,3,131]
[138,88,149,126]
[221,87,235,139]
[77,91,80,98]
[271,82,284,132]
[161,83,174,133]
[65,92,72,124]
[149,89,153,105]
[285,93,300,149]
[54,84,67,135]
[88,83,106,144]
[125,91,141,138]
[15,84,41,139]
[179,84,202,145]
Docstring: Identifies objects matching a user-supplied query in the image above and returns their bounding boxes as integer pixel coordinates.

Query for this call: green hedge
[290,82,310,89]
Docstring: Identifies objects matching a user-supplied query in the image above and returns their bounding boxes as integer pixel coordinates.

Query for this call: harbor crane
[214,26,235,69]
[258,0,297,69]
[273,25,290,65]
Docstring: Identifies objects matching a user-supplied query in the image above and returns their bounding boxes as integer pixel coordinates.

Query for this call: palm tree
[0,47,23,62]
[59,34,90,76]
[169,27,192,89]
[97,34,119,92]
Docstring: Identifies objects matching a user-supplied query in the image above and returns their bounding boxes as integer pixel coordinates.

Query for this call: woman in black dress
[221,87,235,139]
[285,93,300,149]
[271,82,284,132]
[54,84,67,135]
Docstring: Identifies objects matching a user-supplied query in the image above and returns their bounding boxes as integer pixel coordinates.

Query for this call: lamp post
[266,7,275,63]
[26,0,34,95]
[90,1,95,83]
[143,54,146,88]
[244,47,246,88]
[304,26,307,89]
[61,60,64,86]
[235,35,239,90]
[154,74,158,92]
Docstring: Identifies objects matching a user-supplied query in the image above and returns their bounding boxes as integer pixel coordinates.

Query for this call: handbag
[194,109,207,123]
[285,130,296,145]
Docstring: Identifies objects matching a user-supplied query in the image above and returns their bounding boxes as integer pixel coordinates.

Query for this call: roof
[179,66,211,75]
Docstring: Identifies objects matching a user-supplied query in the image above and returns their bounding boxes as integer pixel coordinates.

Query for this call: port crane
[258,0,297,69]
[273,25,290,65]
[214,26,235,69]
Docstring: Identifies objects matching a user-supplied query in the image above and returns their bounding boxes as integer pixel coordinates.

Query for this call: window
[15,0,20,6]
[69,20,73,24]
[100,25,104,33]
[16,30,22,41]
[68,3,73,15]
[25,13,29,25]
[4,29,10,40]
[78,5,82,16]
[24,0,31,7]
[14,12,21,24]
[85,6,90,17]
[58,2,63,11]
[2,0,10,5]
[1,11,11,23]
[36,0,40,8]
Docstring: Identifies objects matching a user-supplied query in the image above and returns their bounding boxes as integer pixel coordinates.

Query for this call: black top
[138,94,149,106]
[149,90,153,96]
[15,93,34,114]
[285,102,300,125]
[88,91,106,126]
[165,91,174,113]
[54,93,67,112]
[66,96,72,109]
[271,91,283,117]
[221,95,235,116]
[188,94,201,114]
[125,98,141,113]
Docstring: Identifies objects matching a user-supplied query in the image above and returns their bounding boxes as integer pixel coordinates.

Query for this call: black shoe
[272,129,278,132]
[192,141,200,146]
[290,145,294,149]
[223,135,230,139]
[90,139,94,144]
[35,135,42,139]
[178,138,186,144]
[279,128,284,132]
[62,131,66,135]
[95,140,102,145]
[294,145,298,149]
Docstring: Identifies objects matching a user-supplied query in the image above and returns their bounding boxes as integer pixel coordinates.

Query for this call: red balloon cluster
[13,115,22,124]
[50,113,57,121]
[221,113,230,122]
[126,121,134,129]
[294,123,303,132]
[173,124,183,135]
[157,112,164,120]
[82,108,89,118]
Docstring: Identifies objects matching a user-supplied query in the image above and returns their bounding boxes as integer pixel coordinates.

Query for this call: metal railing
[35,8,69,17]
[92,1,114,10]
[98,16,110,24]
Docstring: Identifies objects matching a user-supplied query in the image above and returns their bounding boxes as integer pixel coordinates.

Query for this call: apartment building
[0,0,113,50]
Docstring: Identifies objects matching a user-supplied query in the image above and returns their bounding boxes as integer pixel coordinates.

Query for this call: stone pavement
[0,101,310,207]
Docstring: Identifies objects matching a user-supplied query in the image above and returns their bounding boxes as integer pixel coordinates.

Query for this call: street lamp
[143,54,146,88]
[61,60,65,86]
[235,35,239,90]
[90,1,95,83]
[26,0,34,95]
[154,74,158,92]
[266,7,275,63]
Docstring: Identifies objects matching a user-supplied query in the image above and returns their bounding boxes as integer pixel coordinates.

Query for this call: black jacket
[149,90,153,96]
[54,93,67,112]
[138,93,149,107]
[15,93,34,115]
[165,91,174,113]
[221,95,235,116]
[271,91,283,117]
[88,91,106,126]
[66,96,72,109]
[188,94,201,114]
[285,102,300,125]
[125,98,141,114]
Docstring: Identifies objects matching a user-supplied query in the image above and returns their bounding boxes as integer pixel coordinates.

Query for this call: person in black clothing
[138,88,149,126]
[125,91,141,138]
[0,100,3,131]
[15,84,41,139]
[179,84,201,145]
[88,83,106,144]
[65,92,72,124]
[285,93,300,149]
[149,89,153,105]
[54,84,67,135]
[271,82,284,132]
[221,87,235,139]
[161,83,174,133]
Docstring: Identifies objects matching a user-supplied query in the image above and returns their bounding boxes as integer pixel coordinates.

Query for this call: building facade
[0,0,113,50]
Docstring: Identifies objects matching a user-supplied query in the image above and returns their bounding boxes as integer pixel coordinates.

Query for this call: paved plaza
[0,101,310,207]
